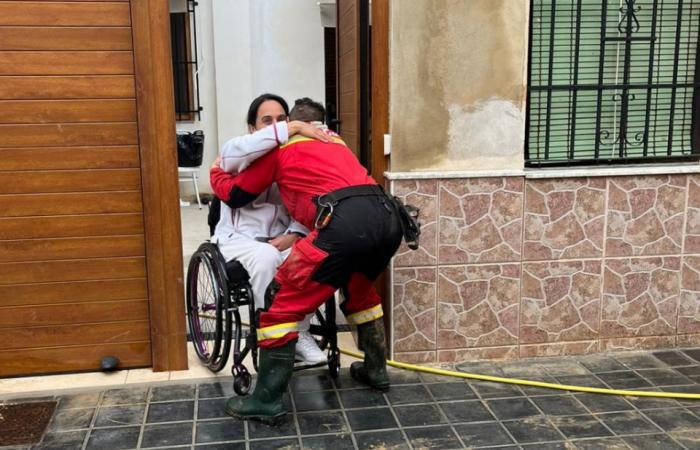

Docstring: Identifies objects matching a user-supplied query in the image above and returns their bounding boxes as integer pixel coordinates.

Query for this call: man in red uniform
[211,98,402,422]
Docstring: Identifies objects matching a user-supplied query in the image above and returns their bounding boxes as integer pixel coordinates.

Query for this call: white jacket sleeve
[219,122,289,173]
[285,219,310,237]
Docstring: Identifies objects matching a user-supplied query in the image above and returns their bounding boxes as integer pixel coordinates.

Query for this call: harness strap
[317,184,386,206]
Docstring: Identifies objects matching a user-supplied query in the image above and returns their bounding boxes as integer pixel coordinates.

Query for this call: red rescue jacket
[210,135,376,230]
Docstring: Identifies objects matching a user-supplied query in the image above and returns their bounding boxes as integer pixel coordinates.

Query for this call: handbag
[177,130,205,167]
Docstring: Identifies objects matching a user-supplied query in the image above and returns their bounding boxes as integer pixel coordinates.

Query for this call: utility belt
[313,184,422,250]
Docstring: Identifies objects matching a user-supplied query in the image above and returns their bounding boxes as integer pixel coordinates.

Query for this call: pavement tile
[550,415,613,439]
[196,443,245,450]
[596,411,662,435]
[85,427,139,450]
[502,417,564,444]
[531,395,589,416]
[622,434,686,450]
[595,371,652,389]
[614,354,667,370]
[150,384,196,402]
[338,388,387,409]
[197,381,235,399]
[301,433,354,450]
[469,381,523,399]
[194,418,245,444]
[385,384,432,405]
[354,430,409,450]
[575,394,634,413]
[249,438,299,450]
[48,408,95,431]
[290,373,334,392]
[683,349,700,363]
[292,389,340,412]
[56,393,101,411]
[33,430,87,450]
[572,437,629,449]
[643,408,700,432]
[393,404,447,427]
[141,422,193,448]
[247,415,297,439]
[146,400,194,423]
[451,421,514,447]
[438,400,494,423]
[578,355,628,373]
[652,351,696,367]
[197,398,228,420]
[345,407,397,432]
[94,405,145,427]
[403,426,462,450]
[101,388,148,406]
[425,382,476,401]
[297,411,348,434]
[485,397,542,420]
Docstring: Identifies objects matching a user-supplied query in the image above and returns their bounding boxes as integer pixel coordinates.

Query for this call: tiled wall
[391,174,700,363]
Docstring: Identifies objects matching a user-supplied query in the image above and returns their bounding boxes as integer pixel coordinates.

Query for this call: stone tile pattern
[439,178,523,264]
[437,264,520,349]
[524,178,606,261]
[393,180,438,267]
[392,174,700,361]
[607,175,686,257]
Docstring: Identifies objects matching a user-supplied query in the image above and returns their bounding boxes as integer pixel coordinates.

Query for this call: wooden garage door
[0,0,151,376]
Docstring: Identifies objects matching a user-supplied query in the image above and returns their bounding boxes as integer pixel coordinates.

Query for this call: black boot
[225,341,295,423]
[350,318,390,390]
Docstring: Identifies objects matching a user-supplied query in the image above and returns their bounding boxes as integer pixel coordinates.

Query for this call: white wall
[176,0,326,196]
[171,0,220,196]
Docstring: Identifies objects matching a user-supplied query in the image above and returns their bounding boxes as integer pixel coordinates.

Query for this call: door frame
[131,0,188,372]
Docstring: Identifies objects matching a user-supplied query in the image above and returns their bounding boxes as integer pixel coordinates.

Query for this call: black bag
[392,196,421,250]
[177,130,205,167]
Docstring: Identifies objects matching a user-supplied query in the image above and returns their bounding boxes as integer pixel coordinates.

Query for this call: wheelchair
[185,240,343,396]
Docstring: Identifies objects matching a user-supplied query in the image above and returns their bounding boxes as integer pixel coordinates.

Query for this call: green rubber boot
[350,318,390,391]
[225,340,295,423]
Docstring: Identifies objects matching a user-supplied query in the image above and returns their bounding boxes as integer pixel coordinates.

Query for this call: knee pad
[264,280,281,310]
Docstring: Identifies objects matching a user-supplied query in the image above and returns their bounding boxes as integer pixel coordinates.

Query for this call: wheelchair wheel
[328,349,340,379]
[186,243,232,372]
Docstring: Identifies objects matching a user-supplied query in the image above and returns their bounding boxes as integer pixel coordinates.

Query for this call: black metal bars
[526,0,700,167]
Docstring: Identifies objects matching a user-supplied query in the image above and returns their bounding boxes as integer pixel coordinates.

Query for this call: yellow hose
[231,319,700,400]
[339,348,700,400]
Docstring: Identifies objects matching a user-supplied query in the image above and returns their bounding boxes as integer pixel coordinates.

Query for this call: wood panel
[337,0,360,156]
[0,257,146,285]
[0,27,132,51]
[0,100,137,124]
[0,278,147,307]
[0,146,139,171]
[0,342,151,377]
[0,191,142,217]
[0,169,141,194]
[0,300,149,327]
[0,235,145,262]
[0,123,138,147]
[0,51,134,75]
[0,213,144,240]
[0,321,150,350]
[0,2,131,26]
[0,76,135,100]
[371,0,390,183]
[131,0,188,371]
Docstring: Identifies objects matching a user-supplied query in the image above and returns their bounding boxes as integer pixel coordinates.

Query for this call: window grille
[526,0,700,166]
[170,0,202,121]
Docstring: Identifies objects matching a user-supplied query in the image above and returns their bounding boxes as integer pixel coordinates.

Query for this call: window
[170,0,202,121]
[526,0,700,166]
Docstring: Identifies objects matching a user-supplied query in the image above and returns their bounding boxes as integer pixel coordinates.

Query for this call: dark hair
[289,97,326,123]
[246,93,289,127]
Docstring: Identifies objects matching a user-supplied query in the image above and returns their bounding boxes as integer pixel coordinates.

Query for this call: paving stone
[531,395,588,416]
[550,415,613,439]
[485,397,541,420]
[345,407,397,432]
[572,437,629,449]
[197,381,234,399]
[403,426,461,450]
[150,384,196,402]
[622,434,686,450]
[425,382,476,401]
[354,430,409,450]
[652,351,696,367]
[247,414,297,439]
[48,408,95,431]
[439,400,494,423]
[385,384,432,405]
[94,405,145,427]
[85,427,139,450]
[502,417,564,444]
[301,433,354,450]
[194,418,245,444]
[141,422,193,448]
[338,388,387,409]
[469,381,524,399]
[293,390,339,412]
[101,388,148,406]
[298,411,348,434]
[452,422,514,447]
[394,404,447,427]
[33,430,87,450]
[146,400,194,423]
[575,394,634,413]
[643,408,700,432]
[596,411,662,435]
[578,355,628,373]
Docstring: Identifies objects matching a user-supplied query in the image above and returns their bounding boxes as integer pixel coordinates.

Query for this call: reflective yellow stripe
[256,322,298,341]
[346,304,384,325]
[280,135,347,149]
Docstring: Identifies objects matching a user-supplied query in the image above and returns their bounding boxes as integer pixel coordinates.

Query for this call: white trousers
[217,236,312,331]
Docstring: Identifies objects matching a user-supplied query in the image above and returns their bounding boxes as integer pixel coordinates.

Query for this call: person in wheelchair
[211,97,404,423]
[212,93,330,369]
